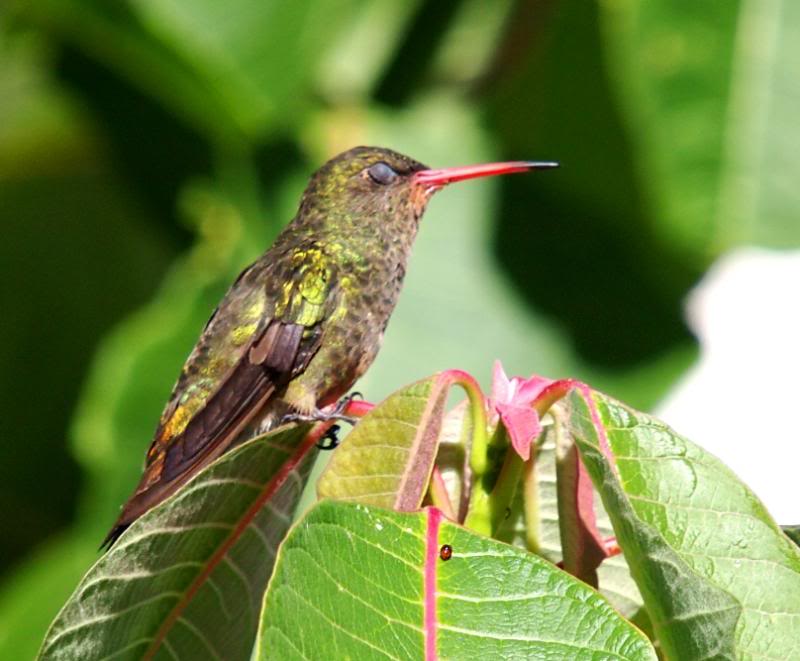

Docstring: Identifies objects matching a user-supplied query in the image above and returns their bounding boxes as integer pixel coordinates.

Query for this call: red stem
[424,507,443,661]
[343,399,375,418]
[145,423,326,659]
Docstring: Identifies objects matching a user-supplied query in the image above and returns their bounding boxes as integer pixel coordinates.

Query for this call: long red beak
[413,160,559,189]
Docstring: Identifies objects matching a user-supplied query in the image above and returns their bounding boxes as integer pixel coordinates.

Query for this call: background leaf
[126,0,362,136]
[600,1,740,258]
[603,0,800,251]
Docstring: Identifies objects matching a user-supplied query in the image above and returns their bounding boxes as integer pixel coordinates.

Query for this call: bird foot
[282,391,363,427]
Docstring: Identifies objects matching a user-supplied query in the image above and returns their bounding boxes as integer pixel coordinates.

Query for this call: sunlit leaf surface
[258,501,656,660]
[39,425,317,661]
[567,389,800,659]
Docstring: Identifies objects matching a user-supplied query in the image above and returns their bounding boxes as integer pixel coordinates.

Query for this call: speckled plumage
[104,146,432,546]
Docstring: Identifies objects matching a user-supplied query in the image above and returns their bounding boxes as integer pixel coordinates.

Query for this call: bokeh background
[1,1,797,655]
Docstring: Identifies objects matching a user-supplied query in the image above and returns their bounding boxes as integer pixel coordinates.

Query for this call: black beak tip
[524,161,560,170]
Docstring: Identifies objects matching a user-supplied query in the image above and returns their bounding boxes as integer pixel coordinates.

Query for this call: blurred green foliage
[1,0,798,656]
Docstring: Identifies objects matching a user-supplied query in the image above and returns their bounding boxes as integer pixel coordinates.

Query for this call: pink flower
[489,361,553,461]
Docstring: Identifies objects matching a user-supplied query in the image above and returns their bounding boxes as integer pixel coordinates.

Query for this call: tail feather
[99,523,130,551]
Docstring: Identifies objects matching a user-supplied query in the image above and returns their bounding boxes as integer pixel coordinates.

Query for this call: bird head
[296,145,558,238]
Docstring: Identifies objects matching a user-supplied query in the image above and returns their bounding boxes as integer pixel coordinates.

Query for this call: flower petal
[515,375,554,404]
[496,403,542,461]
[491,360,513,403]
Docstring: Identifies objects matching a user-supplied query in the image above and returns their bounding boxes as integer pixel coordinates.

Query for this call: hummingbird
[103,146,558,548]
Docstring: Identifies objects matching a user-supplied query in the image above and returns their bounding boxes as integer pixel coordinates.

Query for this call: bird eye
[367,161,398,185]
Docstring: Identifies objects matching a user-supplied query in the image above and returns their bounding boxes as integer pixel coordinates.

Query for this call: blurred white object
[656,248,800,524]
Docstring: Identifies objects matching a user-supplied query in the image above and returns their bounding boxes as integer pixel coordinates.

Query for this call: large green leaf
[565,388,800,658]
[318,373,475,513]
[493,422,646,622]
[39,425,317,661]
[318,376,443,509]
[257,500,656,659]
[321,370,648,623]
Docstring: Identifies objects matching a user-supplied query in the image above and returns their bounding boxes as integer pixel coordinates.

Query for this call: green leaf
[21,0,243,143]
[333,375,648,625]
[783,526,800,549]
[565,388,800,658]
[257,500,656,659]
[23,0,361,140]
[604,1,800,250]
[39,425,317,661]
[317,376,444,509]
[126,0,361,137]
[601,1,739,256]
[495,423,646,622]
[318,373,474,513]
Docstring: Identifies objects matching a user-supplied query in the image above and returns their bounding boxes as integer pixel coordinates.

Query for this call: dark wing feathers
[102,253,335,549]
[248,318,304,371]
[102,318,316,549]
[166,319,304,478]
